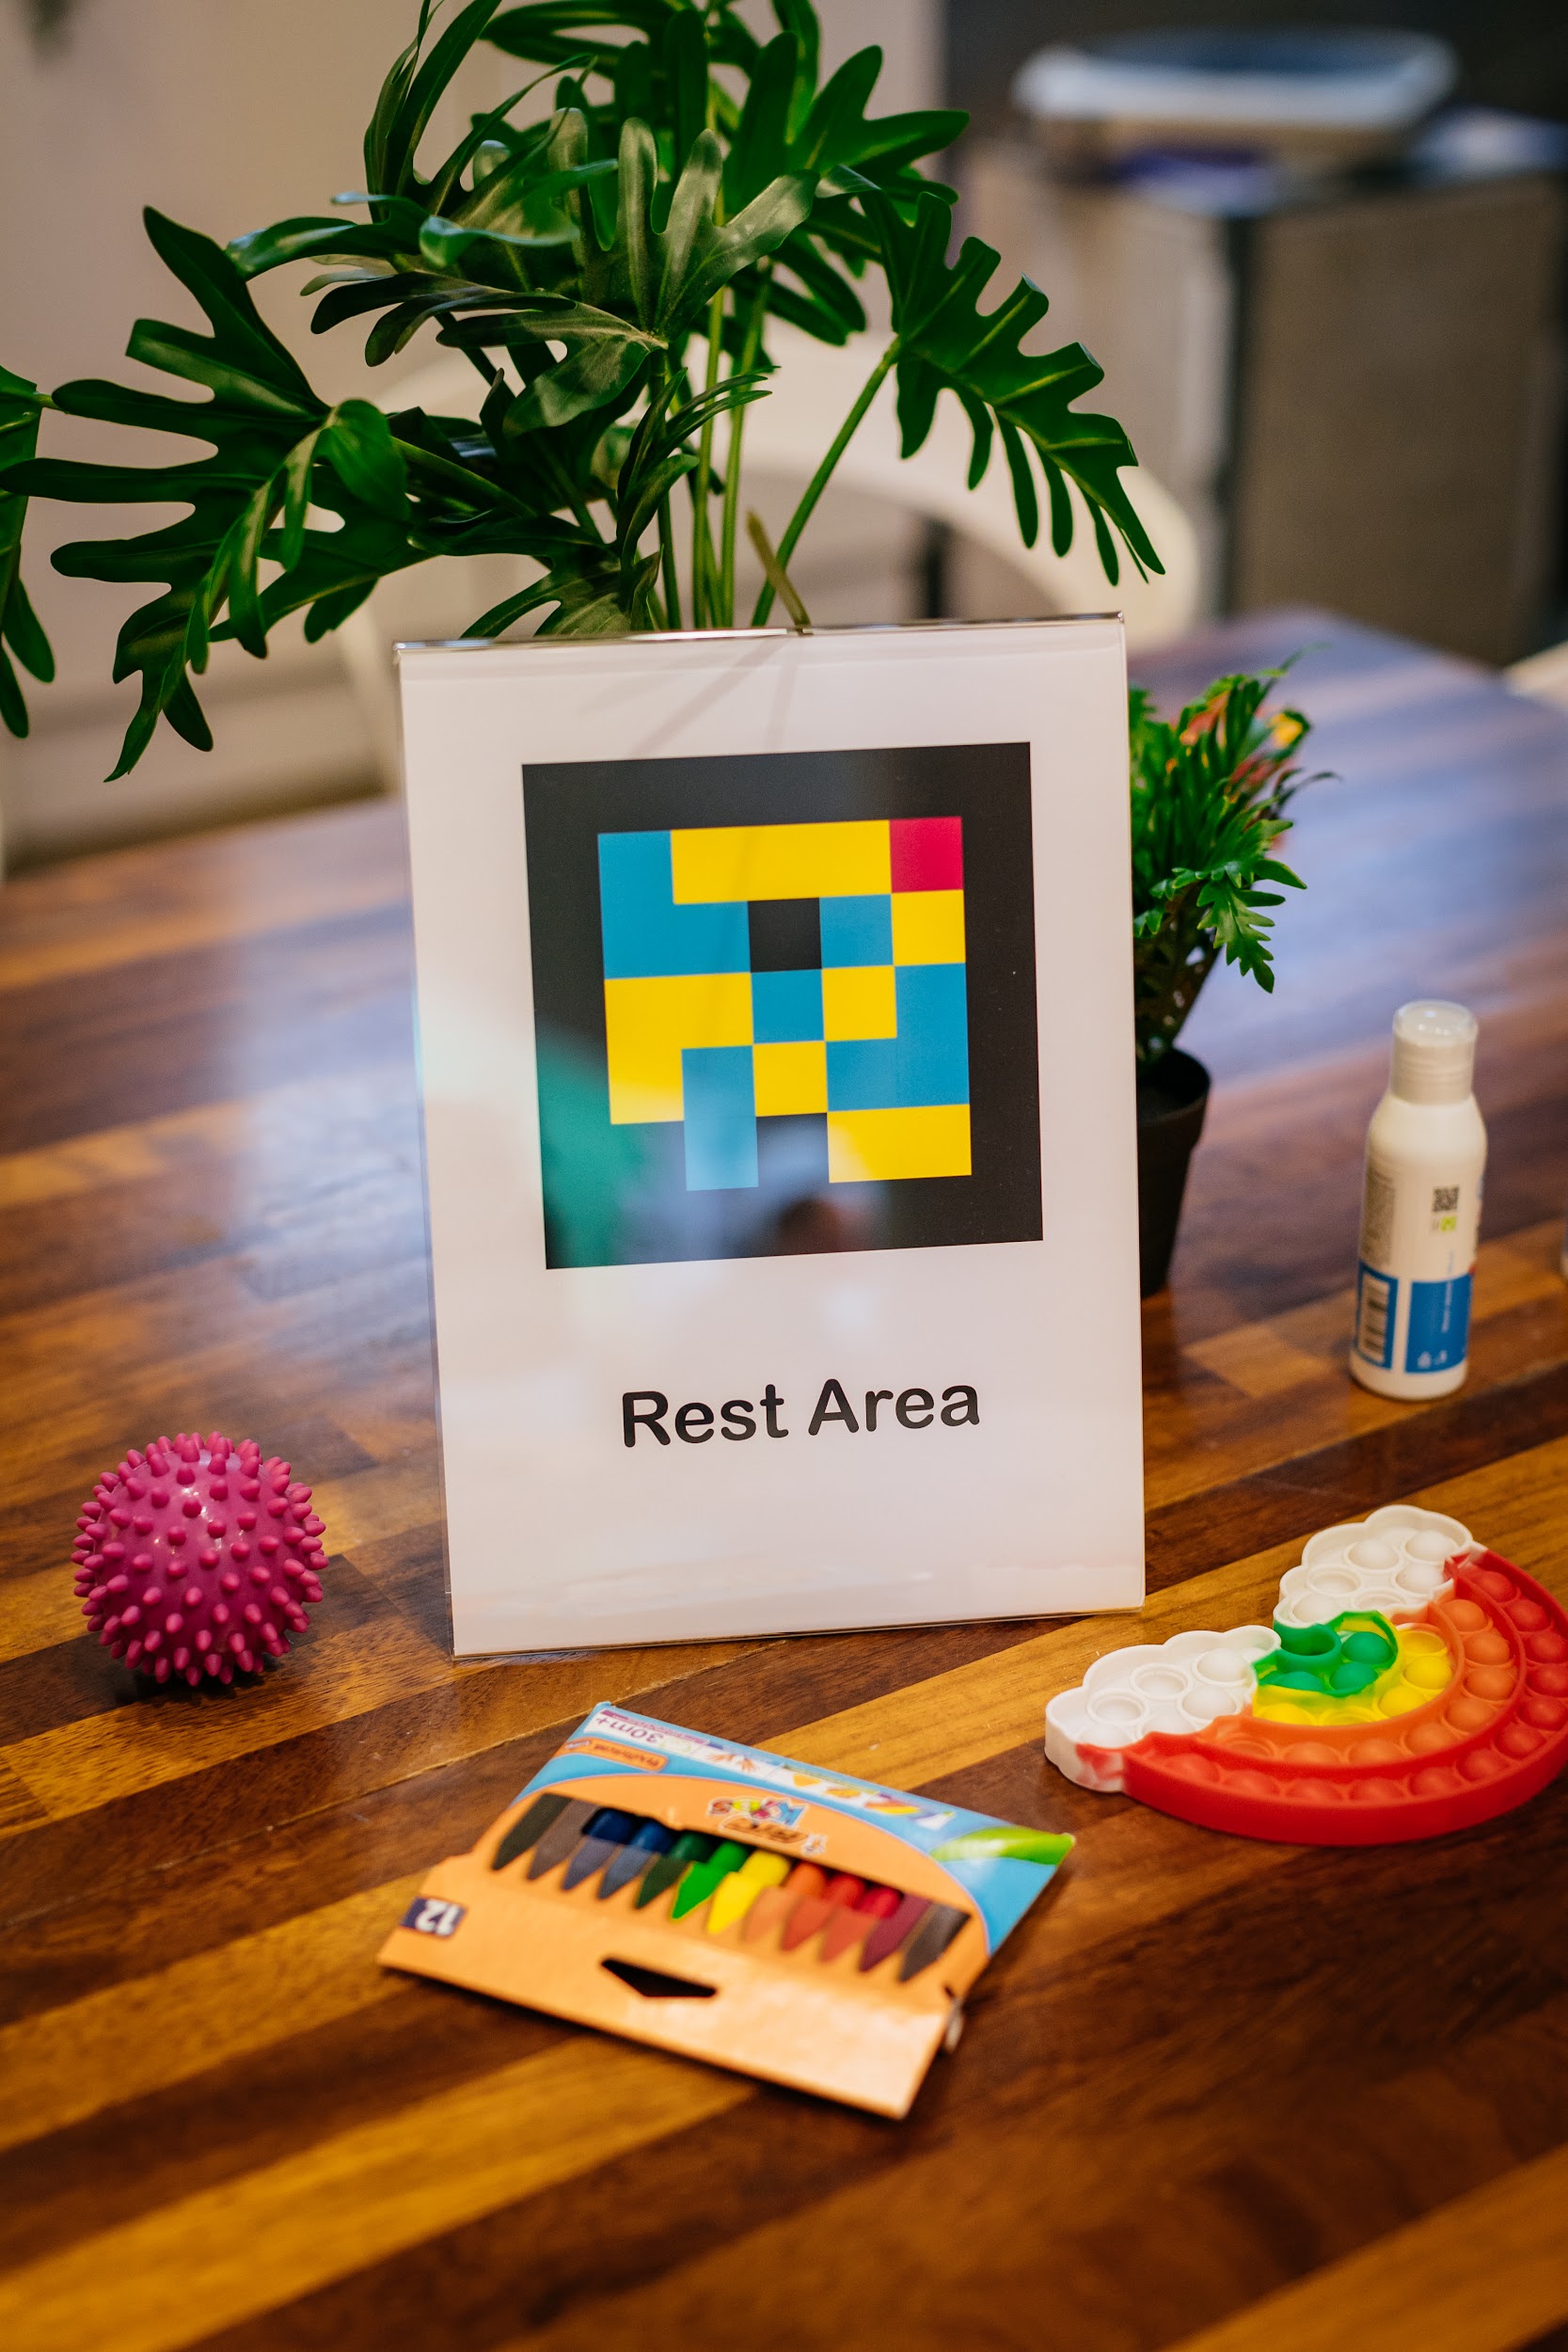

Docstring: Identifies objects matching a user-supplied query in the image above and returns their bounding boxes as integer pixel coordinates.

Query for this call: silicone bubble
[1044,1522,1567,1844]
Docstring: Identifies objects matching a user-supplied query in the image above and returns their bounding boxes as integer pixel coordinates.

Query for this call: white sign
[399,620,1144,1656]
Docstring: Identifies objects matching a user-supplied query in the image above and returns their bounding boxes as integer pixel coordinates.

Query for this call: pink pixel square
[889,816,963,893]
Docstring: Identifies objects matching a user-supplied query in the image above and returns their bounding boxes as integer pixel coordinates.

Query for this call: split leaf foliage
[1131,669,1321,1068]
[2,0,1160,776]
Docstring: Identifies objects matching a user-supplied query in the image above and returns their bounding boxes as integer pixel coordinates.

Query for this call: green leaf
[135,210,319,412]
[2,0,1162,767]
[615,116,658,329]
[1128,666,1324,1061]
[663,6,708,168]
[861,185,1161,585]
[0,363,55,737]
[8,214,438,774]
[658,142,814,333]
[770,0,819,138]
[319,400,409,517]
[746,508,809,629]
[366,0,514,199]
[227,215,403,278]
[509,334,649,431]
[658,128,725,319]
[726,32,797,214]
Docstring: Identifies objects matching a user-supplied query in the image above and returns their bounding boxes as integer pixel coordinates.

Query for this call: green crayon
[634,1830,717,1910]
[671,1839,748,1920]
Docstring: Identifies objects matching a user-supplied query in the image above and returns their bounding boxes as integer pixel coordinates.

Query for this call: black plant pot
[1135,1047,1211,1297]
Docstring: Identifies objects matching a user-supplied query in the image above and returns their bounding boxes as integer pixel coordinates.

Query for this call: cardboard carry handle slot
[601,1959,719,2000]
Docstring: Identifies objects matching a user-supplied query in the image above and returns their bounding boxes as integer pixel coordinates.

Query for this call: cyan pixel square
[599,831,749,979]
[820,893,894,967]
[682,1045,758,1190]
[827,962,970,1111]
[752,968,824,1044]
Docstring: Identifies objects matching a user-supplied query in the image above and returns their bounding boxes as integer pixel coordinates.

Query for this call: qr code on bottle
[1432,1185,1459,1214]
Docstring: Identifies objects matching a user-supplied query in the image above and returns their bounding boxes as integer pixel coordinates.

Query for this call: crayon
[740,1861,824,1946]
[489,1791,570,1872]
[897,1901,969,1981]
[820,1882,900,1963]
[597,1818,674,1900]
[524,1797,599,1881]
[561,1808,639,1892]
[634,1830,717,1910]
[706,1848,790,1935]
[858,1891,930,1973]
[671,1839,748,1920]
[782,1871,864,1953]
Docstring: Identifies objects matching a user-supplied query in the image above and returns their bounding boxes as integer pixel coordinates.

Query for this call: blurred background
[2,0,1565,866]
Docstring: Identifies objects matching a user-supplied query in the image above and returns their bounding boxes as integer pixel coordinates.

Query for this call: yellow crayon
[706,1848,789,1935]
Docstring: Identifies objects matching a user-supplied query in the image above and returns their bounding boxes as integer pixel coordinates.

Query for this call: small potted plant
[1130,667,1318,1293]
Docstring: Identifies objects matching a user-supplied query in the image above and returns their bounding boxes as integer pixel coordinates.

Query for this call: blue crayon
[597,1818,674,1900]
[561,1808,639,1892]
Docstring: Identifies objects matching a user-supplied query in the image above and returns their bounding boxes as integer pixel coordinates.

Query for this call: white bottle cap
[1389,999,1478,1104]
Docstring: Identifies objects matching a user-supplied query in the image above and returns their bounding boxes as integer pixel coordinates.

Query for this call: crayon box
[379,1705,1072,2117]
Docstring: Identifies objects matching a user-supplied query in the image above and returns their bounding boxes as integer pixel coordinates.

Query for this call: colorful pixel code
[599,817,971,1192]
[522,745,1041,1268]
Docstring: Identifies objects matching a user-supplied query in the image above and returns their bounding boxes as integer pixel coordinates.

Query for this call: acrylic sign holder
[1045,1508,1568,1844]
[398,622,1145,1657]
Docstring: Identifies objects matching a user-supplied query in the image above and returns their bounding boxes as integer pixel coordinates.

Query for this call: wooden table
[3,609,1567,2352]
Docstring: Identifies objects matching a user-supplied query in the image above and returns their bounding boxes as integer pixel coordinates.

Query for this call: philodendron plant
[1130,669,1319,1072]
[0,0,1160,781]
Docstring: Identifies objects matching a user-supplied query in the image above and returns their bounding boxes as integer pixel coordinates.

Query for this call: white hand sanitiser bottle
[1350,1001,1486,1400]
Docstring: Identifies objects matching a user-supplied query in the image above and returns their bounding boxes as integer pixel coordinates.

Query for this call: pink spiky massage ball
[72,1431,326,1687]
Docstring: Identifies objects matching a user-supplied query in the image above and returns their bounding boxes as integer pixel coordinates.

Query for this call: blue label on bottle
[1354,1263,1397,1368]
[1404,1274,1471,1374]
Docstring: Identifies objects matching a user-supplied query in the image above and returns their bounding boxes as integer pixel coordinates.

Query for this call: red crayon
[782,1870,863,1953]
[858,1891,931,1974]
[820,1882,900,1963]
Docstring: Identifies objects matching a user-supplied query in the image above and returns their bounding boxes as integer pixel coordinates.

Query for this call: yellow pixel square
[892,888,965,965]
[671,821,891,904]
[752,1040,828,1117]
[821,964,897,1041]
[828,1104,972,1182]
[603,972,752,1123]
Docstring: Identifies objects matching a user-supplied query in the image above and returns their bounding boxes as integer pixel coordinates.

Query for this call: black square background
[523,743,1043,1267]
[749,897,821,972]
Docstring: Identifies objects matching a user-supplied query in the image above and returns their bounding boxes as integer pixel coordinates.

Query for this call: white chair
[343,326,1201,787]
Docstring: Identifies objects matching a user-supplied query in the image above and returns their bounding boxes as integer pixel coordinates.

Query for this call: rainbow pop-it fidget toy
[1044,1508,1568,1844]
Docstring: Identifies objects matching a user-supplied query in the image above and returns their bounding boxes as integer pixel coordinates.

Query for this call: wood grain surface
[2,609,1567,2352]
